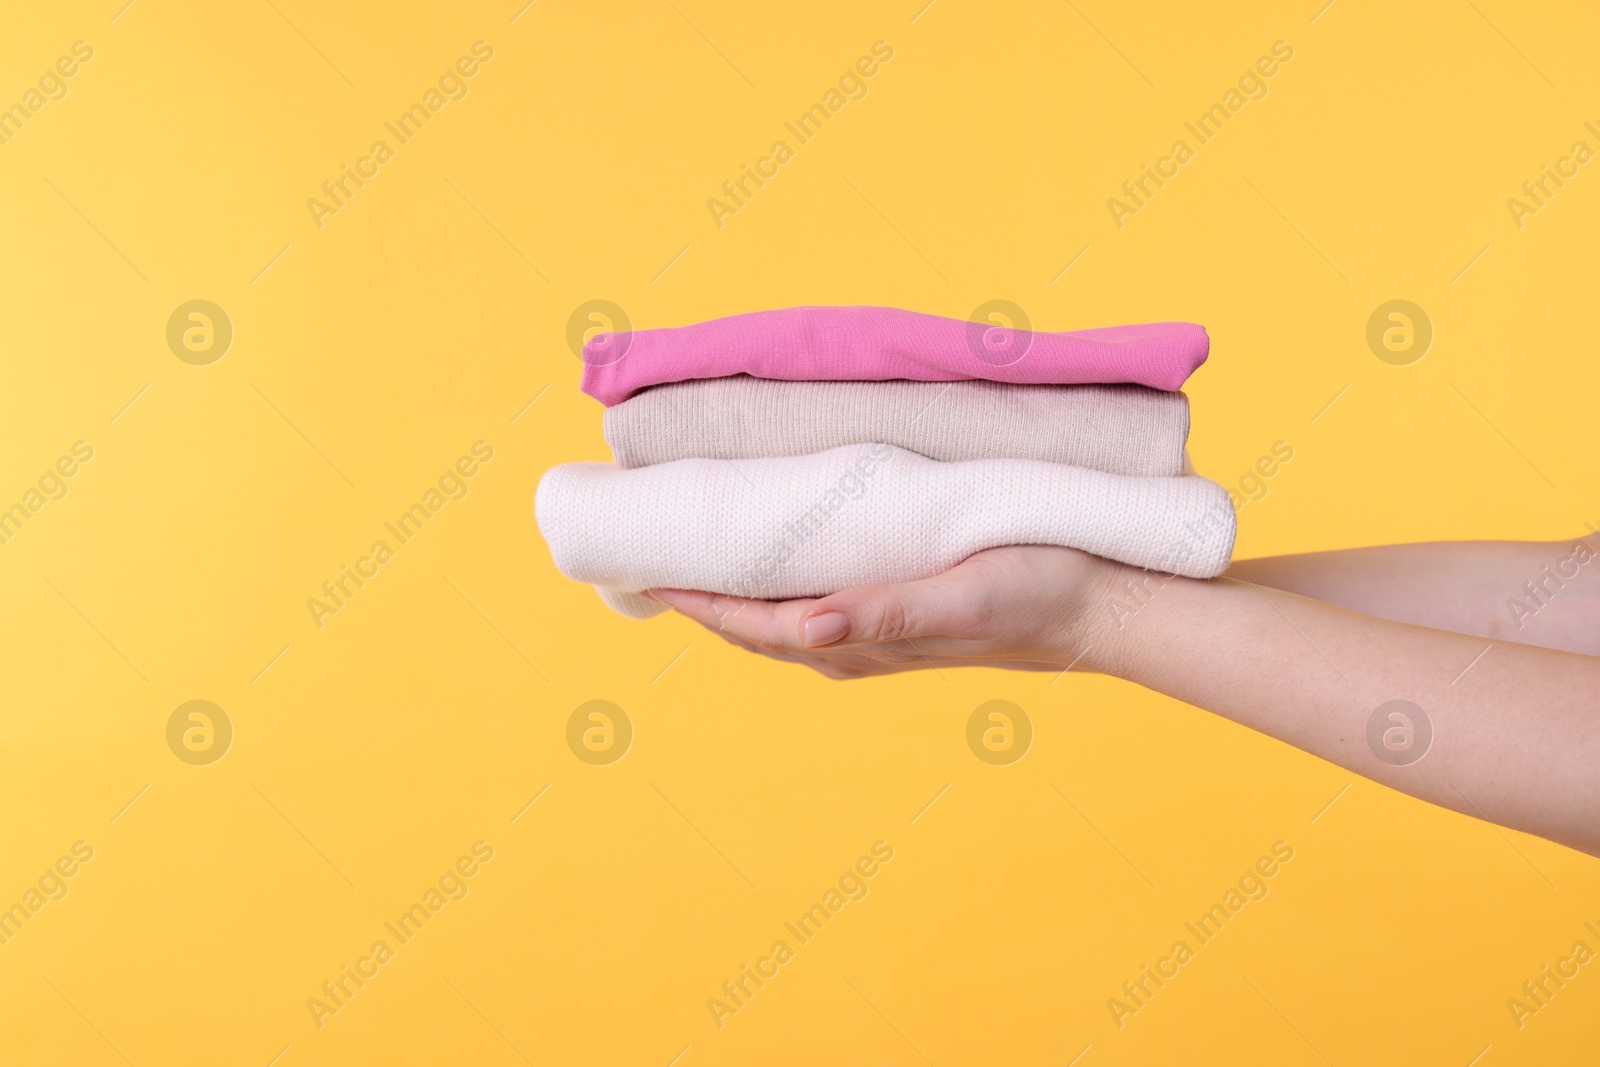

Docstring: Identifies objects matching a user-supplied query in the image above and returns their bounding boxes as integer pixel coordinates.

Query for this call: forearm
[1081,567,1600,856]
[1226,540,1600,656]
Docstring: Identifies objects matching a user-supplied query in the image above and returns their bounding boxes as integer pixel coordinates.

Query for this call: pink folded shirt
[580,306,1209,406]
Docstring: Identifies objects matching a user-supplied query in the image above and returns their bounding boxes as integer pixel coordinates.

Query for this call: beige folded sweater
[603,377,1189,476]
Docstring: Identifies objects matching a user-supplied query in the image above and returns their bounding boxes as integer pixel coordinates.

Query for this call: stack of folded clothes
[537,306,1237,618]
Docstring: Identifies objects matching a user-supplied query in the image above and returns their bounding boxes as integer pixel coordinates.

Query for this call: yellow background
[3,0,1599,1063]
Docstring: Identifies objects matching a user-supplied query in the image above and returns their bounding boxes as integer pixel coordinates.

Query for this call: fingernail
[803,612,851,647]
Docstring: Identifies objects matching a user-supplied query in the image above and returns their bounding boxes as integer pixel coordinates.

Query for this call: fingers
[801,567,978,647]
[648,589,910,678]
[647,588,817,648]
[644,588,723,628]
[650,568,973,653]
[650,585,895,650]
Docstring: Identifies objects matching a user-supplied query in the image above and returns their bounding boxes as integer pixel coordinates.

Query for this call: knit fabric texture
[580,306,1210,406]
[536,443,1237,618]
[604,377,1190,476]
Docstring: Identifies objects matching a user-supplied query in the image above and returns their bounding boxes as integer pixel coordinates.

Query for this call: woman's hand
[652,543,1600,856]
[648,545,1120,679]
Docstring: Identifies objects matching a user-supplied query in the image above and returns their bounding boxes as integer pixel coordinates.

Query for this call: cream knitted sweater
[537,444,1237,618]
[604,377,1190,476]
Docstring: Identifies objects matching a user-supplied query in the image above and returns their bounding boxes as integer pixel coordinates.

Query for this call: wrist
[1066,560,1215,677]
[1051,556,1141,674]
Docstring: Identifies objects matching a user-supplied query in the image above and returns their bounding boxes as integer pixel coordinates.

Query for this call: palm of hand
[648,545,1115,679]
